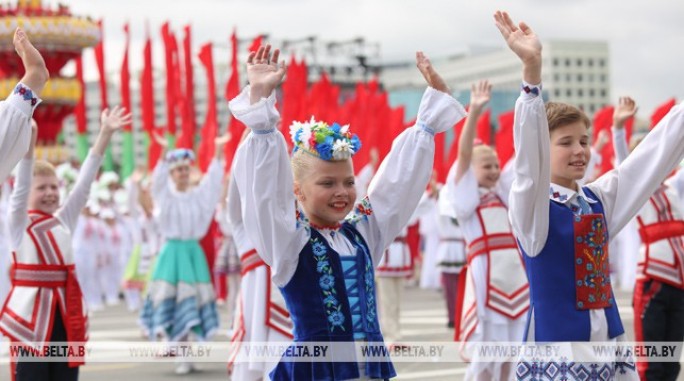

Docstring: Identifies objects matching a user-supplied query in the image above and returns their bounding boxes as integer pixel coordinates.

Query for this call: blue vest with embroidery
[270,222,396,381]
[521,187,624,342]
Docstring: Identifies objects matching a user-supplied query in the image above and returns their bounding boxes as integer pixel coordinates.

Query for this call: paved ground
[1,285,682,380]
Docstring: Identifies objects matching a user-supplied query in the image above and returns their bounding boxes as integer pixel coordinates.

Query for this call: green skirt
[139,239,219,341]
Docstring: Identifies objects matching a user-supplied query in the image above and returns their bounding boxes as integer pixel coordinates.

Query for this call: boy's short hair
[33,160,56,177]
[545,102,591,132]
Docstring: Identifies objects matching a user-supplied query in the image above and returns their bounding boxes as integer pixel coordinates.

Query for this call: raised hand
[14,28,49,96]
[247,45,286,103]
[215,132,232,147]
[470,80,492,113]
[100,105,132,134]
[594,129,610,151]
[416,51,449,93]
[613,97,638,129]
[494,11,542,84]
[152,131,169,149]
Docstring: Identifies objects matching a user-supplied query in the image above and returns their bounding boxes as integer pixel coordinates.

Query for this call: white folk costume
[0,83,42,184]
[436,186,467,328]
[442,158,528,380]
[1,152,103,370]
[121,179,161,312]
[376,192,433,344]
[509,83,684,381]
[0,182,12,308]
[613,125,684,380]
[72,212,105,311]
[139,154,222,342]
[226,174,293,381]
[418,188,442,290]
[230,85,466,381]
[214,204,241,330]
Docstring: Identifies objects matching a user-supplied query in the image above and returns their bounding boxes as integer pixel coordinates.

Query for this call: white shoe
[175,362,192,375]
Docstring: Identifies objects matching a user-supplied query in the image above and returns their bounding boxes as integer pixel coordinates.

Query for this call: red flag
[120,23,131,132]
[94,19,108,111]
[495,110,515,168]
[74,55,87,134]
[177,25,196,149]
[161,22,177,135]
[280,57,308,145]
[476,109,491,146]
[651,98,677,129]
[248,35,263,53]
[141,28,161,169]
[223,29,246,170]
[592,105,633,176]
[197,42,218,172]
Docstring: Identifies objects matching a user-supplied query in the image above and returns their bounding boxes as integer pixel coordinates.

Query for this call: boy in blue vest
[495,10,684,380]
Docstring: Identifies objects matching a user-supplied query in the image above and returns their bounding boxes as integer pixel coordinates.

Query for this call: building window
[566,73,572,82]
[589,89,595,97]
[589,105,595,113]
[577,74,583,82]
[576,58,583,67]
[554,73,560,82]
[589,74,595,82]
[600,89,607,97]
[565,58,571,67]
[553,58,559,67]
[599,59,606,67]
[588,59,594,67]
[578,89,584,97]
[554,89,561,97]
[566,89,572,97]
[600,74,607,83]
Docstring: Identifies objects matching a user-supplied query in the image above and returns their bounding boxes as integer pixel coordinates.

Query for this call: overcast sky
[62,0,684,115]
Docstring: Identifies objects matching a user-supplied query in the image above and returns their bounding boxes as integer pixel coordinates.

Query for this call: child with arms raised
[496,10,684,380]
[0,107,129,381]
[230,46,466,380]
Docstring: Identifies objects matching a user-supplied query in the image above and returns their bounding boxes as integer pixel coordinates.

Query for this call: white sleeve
[0,84,42,184]
[56,152,103,232]
[507,88,551,257]
[230,86,309,287]
[587,102,684,236]
[8,159,33,250]
[150,160,170,200]
[451,167,481,222]
[611,127,629,166]
[350,87,467,265]
[195,159,224,217]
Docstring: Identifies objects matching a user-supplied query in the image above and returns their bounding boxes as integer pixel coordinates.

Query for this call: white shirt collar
[549,183,598,205]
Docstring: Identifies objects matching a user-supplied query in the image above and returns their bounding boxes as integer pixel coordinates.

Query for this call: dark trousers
[441,272,460,326]
[12,309,79,381]
[633,278,684,381]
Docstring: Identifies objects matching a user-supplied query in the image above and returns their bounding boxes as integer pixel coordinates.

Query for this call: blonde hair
[472,144,497,160]
[545,102,590,132]
[291,149,319,182]
[33,160,56,177]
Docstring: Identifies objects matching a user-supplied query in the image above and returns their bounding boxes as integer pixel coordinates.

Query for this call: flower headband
[289,117,361,161]
[166,148,195,169]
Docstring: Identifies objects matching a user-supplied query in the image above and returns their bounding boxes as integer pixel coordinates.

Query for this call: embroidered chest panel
[573,214,612,310]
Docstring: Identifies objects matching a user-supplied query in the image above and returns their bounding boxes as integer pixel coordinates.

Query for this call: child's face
[295,158,357,227]
[29,174,60,214]
[550,121,590,189]
[170,164,191,189]
[473,150,501,189]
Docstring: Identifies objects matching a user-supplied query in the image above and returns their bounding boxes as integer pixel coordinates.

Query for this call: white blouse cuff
[5,83,42,118]
[228,85,280,132]
[416,87,467,134]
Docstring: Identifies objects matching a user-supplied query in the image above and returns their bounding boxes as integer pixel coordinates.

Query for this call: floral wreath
[289,117,361,161]
[166,148,195,169]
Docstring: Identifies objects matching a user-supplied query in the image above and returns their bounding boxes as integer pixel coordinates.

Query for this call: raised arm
[589,99,684,235]
[611,97,637,166]
[230,45,309,286]
[454,80,492,184]
[352,52,467,265]
[8,122,37,250]
[495,11,549,257]
[57,106,130,231]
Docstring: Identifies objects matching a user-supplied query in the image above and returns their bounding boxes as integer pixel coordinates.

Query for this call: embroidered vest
[0,210,87,367]
[269,223,395,381]
[522,188,624,341]
[636,185,684,288]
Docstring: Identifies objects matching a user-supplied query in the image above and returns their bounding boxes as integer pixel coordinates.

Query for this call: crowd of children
[0,11,683,381]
